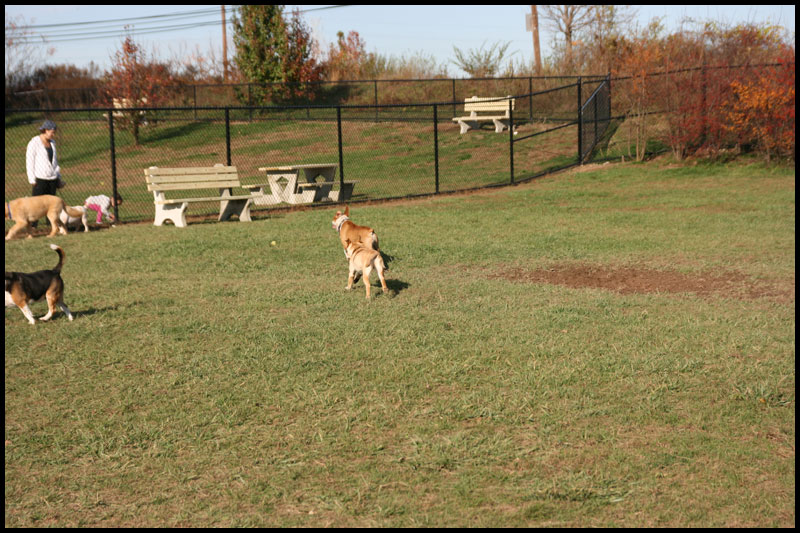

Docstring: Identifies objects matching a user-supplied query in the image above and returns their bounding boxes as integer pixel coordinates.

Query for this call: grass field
[4,158,795,527]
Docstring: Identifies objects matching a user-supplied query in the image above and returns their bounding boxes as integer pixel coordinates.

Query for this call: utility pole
[526,5,542,75]
[221,5,229,82]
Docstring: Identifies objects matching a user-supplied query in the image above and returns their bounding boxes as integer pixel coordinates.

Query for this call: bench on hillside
[144,165,254,228]
[452,96,515,134]
[104,97,148,123]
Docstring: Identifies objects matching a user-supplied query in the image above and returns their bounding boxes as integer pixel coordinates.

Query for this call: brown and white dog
[344,238,388,299]
[332,206,379,257]
[5,244,74,325]
[5,195,84,240]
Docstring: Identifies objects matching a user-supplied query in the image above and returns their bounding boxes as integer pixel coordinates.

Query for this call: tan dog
[5,195,83,240]
[5,244,74,324]
[332,206,379,257]
[344,238,388,299]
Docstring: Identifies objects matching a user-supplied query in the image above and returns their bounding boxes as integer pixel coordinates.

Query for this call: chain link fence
[7,75,605,110]
[5,77,611,226]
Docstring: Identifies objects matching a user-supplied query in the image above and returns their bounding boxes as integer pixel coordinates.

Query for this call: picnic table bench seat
[452,96,515,134]
[144,165,255,227]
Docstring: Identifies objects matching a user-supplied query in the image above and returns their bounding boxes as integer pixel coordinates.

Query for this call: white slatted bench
[144,165,254,228]
[103,97,148,122]
[452,96,515,134]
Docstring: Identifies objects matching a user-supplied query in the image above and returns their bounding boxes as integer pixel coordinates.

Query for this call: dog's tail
[49,244,66,273]
[375,250,390,273]
[368,232,389,271]
[63,205,84,218]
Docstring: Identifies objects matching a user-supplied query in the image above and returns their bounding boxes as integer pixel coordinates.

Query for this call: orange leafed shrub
[725,48,795,161]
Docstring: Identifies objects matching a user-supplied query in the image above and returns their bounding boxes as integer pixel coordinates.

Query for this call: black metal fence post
[107,109,119,221]
[433,104,440,194]
[509,99,515,184]
[577,76,583,164]
[528,76,533,121]
[374,80,379,121]
[225,108,231,166]
[337,106,344,189]
[452,79,457,117]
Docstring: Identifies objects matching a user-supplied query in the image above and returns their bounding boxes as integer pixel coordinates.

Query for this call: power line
[12,21,225,44]
[9,5,352,45]
[11,7,227,30]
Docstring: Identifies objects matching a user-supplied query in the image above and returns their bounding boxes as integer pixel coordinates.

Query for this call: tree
[100,35,173,146]
[5,12,55,98]
[232,5,287,104]
[585,5,638,73]
[539,5,594,72]
[613,22,665,161]
[282,8,323,101]
[232,5,322,103]
[325,30,368,81]
[451,41,514,78]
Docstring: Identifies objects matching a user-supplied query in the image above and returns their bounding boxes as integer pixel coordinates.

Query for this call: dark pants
[32,178,59,197]
[30,179,59,227]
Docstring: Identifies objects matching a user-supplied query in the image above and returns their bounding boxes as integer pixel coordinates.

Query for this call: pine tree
[232,5,288,104]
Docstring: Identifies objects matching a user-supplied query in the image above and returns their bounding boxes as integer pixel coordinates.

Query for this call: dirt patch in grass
[490,264,794,302]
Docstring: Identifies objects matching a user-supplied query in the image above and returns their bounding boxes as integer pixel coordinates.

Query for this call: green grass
[5,159,794,527]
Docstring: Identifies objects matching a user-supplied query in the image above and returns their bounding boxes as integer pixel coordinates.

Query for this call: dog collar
[5,202,10,220]
[334,215,350,233]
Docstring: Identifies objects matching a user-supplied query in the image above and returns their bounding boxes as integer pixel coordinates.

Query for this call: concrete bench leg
[331,183,355,202]
[219,198,252,222]
[492,118,510,133]
[249,188,282,206]
[286,189,316,204]
[154,202,188,228]
[458,119,480,134]
[313,184,333,202]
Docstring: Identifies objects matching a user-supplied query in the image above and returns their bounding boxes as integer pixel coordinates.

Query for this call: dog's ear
[344,205,350,216]
[334,210,342,217]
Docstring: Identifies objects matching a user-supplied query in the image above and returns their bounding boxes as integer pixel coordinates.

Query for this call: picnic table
[244,164,356,205]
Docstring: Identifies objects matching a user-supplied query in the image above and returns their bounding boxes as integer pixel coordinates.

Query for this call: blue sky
[5,5,796,77]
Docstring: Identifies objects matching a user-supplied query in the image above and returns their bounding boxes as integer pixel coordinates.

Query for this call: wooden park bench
[144,164,254,228]
[452,96,515,134]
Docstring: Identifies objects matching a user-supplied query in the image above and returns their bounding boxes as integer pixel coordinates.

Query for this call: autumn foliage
[726,47,795,161]
[100,36,174,145]
[325,31,370,82]
[232,6,322,104]
[612,23,795,162]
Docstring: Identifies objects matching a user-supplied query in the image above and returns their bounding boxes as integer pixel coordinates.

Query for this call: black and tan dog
[5,195,84,240]
[344,238,389,300]
[5,244,74,325]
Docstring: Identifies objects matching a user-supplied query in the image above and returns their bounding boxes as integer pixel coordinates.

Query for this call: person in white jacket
[26,119,64,197]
